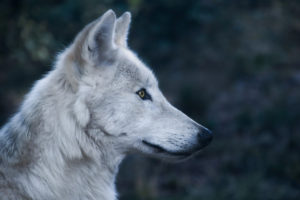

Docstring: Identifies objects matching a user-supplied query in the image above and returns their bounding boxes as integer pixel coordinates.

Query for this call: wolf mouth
[142,140,193,157]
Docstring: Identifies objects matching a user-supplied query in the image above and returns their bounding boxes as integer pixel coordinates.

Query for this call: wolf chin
[0,10,212,200]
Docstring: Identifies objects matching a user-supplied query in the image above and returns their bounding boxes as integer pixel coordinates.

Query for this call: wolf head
[62,10,212,162]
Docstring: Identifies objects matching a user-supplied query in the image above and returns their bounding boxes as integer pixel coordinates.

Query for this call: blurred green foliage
[0,0,300,199]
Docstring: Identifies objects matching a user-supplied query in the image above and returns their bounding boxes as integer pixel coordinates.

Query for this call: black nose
[198,128,213,148]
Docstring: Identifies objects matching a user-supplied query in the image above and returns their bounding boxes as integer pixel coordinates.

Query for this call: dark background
[0,0,300,199]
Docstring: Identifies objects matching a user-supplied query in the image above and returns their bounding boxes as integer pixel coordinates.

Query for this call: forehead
[114,48,158,87]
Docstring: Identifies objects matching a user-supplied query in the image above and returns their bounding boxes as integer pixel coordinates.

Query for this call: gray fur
[0,10,212,200]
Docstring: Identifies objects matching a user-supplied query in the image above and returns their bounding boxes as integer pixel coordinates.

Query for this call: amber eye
[136,88,152,101]
[138,90,145,98]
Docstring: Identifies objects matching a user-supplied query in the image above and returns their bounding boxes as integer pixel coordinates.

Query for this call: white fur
[0,10,211,200]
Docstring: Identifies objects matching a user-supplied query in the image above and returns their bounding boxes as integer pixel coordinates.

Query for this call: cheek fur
[90,97,137,133]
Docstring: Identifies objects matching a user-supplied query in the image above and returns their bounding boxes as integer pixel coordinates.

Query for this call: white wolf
[0,10,212,200]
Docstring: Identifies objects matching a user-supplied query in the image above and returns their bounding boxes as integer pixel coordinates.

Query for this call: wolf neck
[0,68,123,200]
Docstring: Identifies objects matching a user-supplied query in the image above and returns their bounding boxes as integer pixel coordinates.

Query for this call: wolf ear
[115,12,131,47]
[87,9,117,53]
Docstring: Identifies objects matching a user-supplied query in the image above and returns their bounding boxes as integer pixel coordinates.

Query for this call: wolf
[0,10,212,200]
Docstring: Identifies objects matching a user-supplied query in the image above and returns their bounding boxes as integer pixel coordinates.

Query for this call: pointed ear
[115,12,131,47]
[88,9,117,53]
[61,10,118,92]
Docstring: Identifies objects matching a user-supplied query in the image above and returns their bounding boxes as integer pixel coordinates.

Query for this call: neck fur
[0,68,124,200]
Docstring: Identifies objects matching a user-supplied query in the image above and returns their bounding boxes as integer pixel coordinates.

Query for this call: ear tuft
[88,9,117,52]
[100,9,117,30]
[115,11,132,47]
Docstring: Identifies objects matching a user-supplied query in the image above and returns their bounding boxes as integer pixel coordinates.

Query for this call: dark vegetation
[0,0,299,199]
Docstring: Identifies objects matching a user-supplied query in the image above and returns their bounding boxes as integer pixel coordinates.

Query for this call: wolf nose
[197,128,213,148]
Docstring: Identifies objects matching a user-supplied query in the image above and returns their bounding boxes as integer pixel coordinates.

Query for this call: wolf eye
[136,88,152,101]
[138,90,145,98]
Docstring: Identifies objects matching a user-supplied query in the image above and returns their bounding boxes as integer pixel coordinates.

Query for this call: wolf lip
[142,140,193,157]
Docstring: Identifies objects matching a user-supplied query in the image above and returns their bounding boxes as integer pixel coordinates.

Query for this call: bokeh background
[0,0,300,199]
